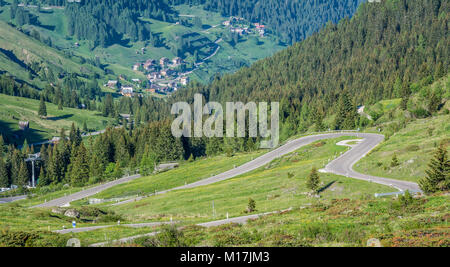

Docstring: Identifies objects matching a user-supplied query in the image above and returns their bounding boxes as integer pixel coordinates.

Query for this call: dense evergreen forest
[12,0,175,48]
[17,0,368,48]
[202,0,366,44]
[172,0,449,136]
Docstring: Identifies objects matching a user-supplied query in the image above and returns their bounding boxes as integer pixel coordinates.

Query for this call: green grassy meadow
[165,193,449,247]
[355,114,450,183]
[89,150,267,201]
[0,93,113,144]
[109,137,393,222]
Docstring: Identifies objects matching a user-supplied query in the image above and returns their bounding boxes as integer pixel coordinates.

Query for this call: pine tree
[247,198,256,213]
[400,81,411,110]
[38,95,47,118]
[10,150,22,185]
[428,91,441,114]
[0,135,5,154]
[115,135,129,167]
[334,91,356,130]
[139,145,156,176]
[47,145,61,184]
[70,143,89,186]
[0,158,9,188]
[314,110,325,132]
[306,167,320,193]
[83,121,88,133]
[17,161,29,187]
[69,123,82,147]
[113,161,122,179]
[21,139,29,154]
[37,166,49,187]
[89,154,104,183]
[391,154,400,167]
[419,142,449,194]
[102,94,115,117]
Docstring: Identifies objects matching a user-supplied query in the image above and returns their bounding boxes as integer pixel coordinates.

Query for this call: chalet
[19,121,29,130]
[231,27,246,35]
[147,72,162,81]
[160,69,175,77]
[223,20,231,26]
[160,57,169,67]
[132,78,141,83]
[120,114,131,121]
[133,63,142,71]
[51,137,61,145]
[121,86,134,97]
[106,80,118,88]
[254,23,265,29]
[257,27,265,36]
[172,57,182,66]
[180,76,189,86]
[143,59,156,70]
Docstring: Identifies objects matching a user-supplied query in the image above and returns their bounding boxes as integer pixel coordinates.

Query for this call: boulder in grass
[64,209,80,219]
[51,207,65,215]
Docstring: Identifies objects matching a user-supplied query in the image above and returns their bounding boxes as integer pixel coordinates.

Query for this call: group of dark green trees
[0,116,260,188]
[203,0,365,44]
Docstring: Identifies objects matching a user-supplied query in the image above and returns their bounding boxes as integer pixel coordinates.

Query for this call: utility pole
[25,153,41,188]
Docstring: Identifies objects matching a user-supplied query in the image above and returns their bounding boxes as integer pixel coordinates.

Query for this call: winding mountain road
[113,132,420,206]
[27,132,420,208]
[173,132,418,192]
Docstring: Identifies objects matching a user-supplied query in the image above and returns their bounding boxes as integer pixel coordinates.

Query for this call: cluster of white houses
[133,56,183,72]
[104,56,190,97]
[222,17,266,37]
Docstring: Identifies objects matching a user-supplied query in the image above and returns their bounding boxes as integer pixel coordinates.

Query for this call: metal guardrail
[374,190,422,198]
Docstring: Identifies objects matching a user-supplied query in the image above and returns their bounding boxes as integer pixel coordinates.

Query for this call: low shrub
[0,230,67,247]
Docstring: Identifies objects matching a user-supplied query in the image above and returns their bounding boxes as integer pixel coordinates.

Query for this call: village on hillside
[106,16,267,98]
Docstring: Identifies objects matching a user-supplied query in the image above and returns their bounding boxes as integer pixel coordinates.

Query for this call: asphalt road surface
[323,134,420,192]
[89,209,292,247]
[32,174,141,208]
[54,221,176,234]
[0,195,27,204]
